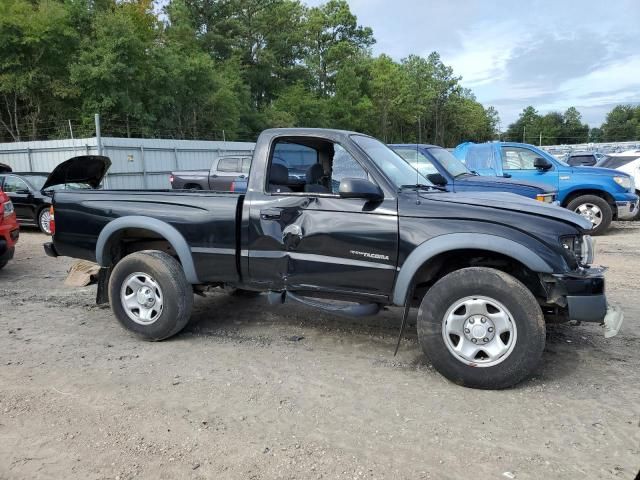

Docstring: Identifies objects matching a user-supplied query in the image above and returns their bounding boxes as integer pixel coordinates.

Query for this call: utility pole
[523,125,526,143]
[539,131,542,146]
[68,120,74,140]
[94,113,102,156]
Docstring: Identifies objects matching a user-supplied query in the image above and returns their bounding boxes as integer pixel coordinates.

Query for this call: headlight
[613,176,631,190]
[560,235,594,266]
[535,193,556,203]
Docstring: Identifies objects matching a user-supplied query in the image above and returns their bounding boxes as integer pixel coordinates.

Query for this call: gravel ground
[1,225,639,480]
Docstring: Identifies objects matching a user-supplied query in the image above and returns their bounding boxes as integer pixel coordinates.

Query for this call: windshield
[351,135,432,188]
[427,147,470,177]
[21,175,48,190]
[21,174,92,191]
[598,155,639,169]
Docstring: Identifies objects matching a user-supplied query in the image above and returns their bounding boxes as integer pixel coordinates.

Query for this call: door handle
[211,174,218,178]
[260,208,281,220]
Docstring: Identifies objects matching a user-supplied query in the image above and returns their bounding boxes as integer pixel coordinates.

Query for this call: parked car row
[171,141,638,236]
[452,142,638,235]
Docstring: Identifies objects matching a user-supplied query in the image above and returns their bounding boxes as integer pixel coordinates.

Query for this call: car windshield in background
[22,174,92,191]
[20,175,48,190]
[427,147,471,177]
[351,135,432,188]
[598,155,639,169]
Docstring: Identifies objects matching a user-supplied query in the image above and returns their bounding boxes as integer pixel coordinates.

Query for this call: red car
[0,188,19,269]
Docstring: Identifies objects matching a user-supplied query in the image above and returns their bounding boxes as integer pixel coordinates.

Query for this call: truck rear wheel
[417,267,545,389]
[109,250,193,341]
[566,195,612,235]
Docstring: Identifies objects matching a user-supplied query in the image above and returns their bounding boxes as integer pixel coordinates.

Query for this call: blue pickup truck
[454,142,638,235]
[391,144,557,203]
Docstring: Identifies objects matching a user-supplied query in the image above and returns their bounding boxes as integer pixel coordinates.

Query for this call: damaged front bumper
[545,267,624,337]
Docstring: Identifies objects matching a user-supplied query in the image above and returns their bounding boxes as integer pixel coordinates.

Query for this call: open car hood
[0,163,12,173]
[42,155,111,190]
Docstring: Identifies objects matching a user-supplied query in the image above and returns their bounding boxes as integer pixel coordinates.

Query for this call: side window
[241,157,252,174]
[394,149,439,176]
[501,147,543,170]
[330,145,368,193]
[268,142,319,193]
[217,158,240,172]
[2,176,29,193]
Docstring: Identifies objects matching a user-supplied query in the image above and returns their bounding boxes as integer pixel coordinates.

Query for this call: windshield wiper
[399,184,447,192]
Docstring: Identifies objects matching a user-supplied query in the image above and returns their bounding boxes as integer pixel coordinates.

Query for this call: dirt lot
[1,226,639,480]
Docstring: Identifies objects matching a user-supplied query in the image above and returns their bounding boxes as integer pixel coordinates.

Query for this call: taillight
[230,182,235,192]
[169,174,174,183]
[2,200,14,217]
[49,205,55,235]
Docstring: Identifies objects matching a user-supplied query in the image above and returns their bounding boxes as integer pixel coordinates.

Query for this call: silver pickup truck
[170,156,252,191]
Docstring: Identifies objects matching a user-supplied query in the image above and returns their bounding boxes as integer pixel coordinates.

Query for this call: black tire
[417,267,545,390]
[0,260,7,270]
[566,195,612,236]
[185,184,202,191]
[37,207,52,235]
[109,250,193,341]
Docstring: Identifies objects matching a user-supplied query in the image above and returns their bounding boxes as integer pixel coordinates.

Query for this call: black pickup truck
[43,128,623,389]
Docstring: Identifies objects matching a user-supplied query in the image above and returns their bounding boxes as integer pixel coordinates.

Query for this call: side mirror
[338,178,384,202]
[15,188,30,195]
[427,173,448,186]
[534,157,552,171]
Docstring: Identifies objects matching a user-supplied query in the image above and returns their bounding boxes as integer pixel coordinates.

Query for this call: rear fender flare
[96,216,199,284]
[392,233,553,306]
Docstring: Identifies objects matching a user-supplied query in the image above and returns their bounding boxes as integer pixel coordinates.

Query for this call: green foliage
[505,106,589,145]
[601,105,640,142]
[1,0,502,145]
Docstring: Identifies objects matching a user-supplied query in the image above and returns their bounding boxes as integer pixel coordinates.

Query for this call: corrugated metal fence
[0,137,256,189]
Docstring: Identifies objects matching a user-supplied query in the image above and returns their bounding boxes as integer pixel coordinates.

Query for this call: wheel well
[562,189,615,208]
[102,228,178,266]
[183,183,202,190]
[409,249,545,307]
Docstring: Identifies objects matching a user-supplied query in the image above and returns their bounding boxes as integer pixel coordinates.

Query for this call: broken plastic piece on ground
[65,260,101,287]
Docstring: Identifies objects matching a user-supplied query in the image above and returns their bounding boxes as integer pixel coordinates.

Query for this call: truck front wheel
[417,267,545,389]
[566,195,612,235]
[109,250,193,341]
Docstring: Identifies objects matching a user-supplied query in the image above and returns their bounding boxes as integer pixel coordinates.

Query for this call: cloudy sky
[306,0,640,128]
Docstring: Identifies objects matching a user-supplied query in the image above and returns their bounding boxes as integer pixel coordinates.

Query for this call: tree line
[0,0,498,146]
[0,0,637,147]
[504,105,640,145]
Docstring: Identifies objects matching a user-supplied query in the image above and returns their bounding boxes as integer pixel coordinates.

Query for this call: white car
[598,151,640,218]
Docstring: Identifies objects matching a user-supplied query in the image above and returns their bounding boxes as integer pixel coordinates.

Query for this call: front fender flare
[96,216,200,284]
[392,233,553,306]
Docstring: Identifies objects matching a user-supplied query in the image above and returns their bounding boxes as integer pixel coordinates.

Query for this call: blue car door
[499,145,559,190]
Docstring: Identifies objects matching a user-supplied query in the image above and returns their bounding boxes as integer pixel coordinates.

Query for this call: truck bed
[53,189,243,282]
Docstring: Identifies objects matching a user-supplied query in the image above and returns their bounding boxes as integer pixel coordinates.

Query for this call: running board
[267,290,380,317]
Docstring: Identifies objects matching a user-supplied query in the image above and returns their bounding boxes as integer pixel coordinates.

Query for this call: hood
[571,165,629,177]
[42,155,111,190]
[418,191,592,230]
[0,163,12,173]
[458,174,554,193]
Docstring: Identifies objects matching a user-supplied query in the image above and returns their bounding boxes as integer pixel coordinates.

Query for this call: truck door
[246,137,398,300]
[1,175,34,221]
[209,157,244,191]
[499,146,559,190]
